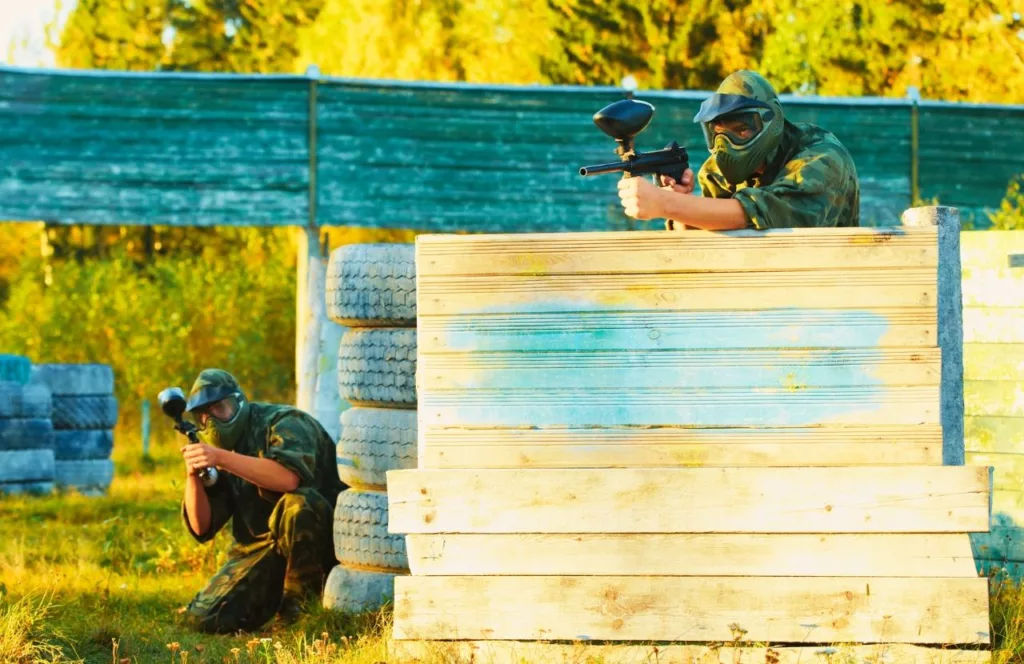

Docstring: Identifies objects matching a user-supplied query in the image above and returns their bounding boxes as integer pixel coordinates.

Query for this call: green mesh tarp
[1,66,1021,232]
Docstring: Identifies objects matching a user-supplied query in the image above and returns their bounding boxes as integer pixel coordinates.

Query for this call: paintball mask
[694,70,785,185]
[186,369,251,452]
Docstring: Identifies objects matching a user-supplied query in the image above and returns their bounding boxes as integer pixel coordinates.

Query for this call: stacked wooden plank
[963,230,1024,577]
[388,227,993,664]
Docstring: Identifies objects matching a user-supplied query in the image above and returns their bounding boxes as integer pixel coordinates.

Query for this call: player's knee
[270,491,316,537]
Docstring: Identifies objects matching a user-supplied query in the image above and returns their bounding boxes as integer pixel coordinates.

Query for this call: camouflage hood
[694,70,786,185]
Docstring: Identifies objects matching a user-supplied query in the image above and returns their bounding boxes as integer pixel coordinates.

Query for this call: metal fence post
[901,205,964,466]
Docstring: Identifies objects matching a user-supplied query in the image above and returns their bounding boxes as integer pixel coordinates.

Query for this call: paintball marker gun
[158,386,219,488]
[579,99,689,184]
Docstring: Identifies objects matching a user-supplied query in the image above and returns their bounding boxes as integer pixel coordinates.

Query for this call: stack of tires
[321,243,418,614]
[0,354,56,496]
[31,363,118,496]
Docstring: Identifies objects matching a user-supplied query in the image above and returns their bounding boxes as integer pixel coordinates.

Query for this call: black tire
[55,460,114,495]
[53,429,114,460]
[0,449,55,483]
[0,383,52,419]
[333,488,408,571]
[52,395,119,430]
[0,418,54,451]
[337,407,416,489]
[321,564,399,614]
[326,243,416,327]
[30,363,114,395]
[0,354,31,385]
[338,328,416,407]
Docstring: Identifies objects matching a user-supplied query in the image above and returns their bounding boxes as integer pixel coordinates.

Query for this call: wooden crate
[962,230,1024,577]
[389,226,993,663]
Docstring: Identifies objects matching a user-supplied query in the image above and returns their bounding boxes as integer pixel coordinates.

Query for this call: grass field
[4,432,1024,664]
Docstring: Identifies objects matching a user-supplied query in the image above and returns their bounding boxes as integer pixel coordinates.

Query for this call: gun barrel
[579,160,627,177]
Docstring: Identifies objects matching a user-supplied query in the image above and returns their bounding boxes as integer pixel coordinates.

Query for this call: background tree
[539,0,761,90]
[56,0,170,71]
[754,0,1024,102]
[295,0,554,83]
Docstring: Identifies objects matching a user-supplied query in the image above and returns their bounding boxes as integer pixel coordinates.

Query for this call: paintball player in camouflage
[617,69,860,230]
[177,368,346,633]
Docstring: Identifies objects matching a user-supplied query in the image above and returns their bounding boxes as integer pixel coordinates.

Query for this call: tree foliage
[54,0,1024,103]
[0,226,298,429]
[295,0,555,83]
[57,0,170,71]
[538,0,765,90]
[988,175,1024,230]
[56,0,325,73]
[751,0,1024,102]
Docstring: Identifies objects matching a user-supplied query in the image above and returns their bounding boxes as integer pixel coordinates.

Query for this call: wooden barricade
[388,226,993,664]
[963,230,1024,577]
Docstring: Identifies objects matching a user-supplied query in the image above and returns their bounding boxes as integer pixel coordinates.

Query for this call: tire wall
[0,356,55,496]
[30,363,117,496]
[320,243,417,615]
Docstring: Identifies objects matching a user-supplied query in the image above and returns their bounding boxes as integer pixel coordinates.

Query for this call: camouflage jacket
[182,402,346,546]
[683,119,860,229]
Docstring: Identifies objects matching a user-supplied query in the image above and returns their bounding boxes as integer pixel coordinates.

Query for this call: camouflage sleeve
[262,414,318,489]
[730,146,855,229]
[181,474,234,544]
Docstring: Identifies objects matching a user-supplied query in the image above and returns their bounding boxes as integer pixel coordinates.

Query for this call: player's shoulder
[252,402,320,437]
[788,122,855,166]
[782,121,858,182]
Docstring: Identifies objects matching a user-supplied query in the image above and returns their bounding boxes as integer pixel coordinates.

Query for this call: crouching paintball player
[617,69,861,230]
[173,368,347,633]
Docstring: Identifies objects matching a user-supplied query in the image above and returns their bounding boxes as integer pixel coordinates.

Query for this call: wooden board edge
[389,640,993,664]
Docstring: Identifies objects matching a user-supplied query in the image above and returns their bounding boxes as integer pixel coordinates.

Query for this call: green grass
[0,432,392,664]
[5,431,1024,664]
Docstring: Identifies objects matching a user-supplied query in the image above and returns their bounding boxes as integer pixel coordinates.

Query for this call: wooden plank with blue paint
[421,385,939,428]
[422,348,940,391]
[418,308,936,353]
[971,526,1024,561]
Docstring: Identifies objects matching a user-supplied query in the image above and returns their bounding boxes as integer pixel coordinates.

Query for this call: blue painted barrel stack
[30,363,118,496]
[0,353,56,495]
[320,243,418,613]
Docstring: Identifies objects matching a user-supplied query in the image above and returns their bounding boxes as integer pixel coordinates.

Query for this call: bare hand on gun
[658,168,695,194]
[182,442,221,476]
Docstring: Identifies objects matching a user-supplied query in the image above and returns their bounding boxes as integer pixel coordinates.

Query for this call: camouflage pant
[184,488,335,634]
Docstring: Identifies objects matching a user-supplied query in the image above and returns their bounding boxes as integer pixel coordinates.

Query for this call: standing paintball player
[175,368,346,633]
[617,69,861,230]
